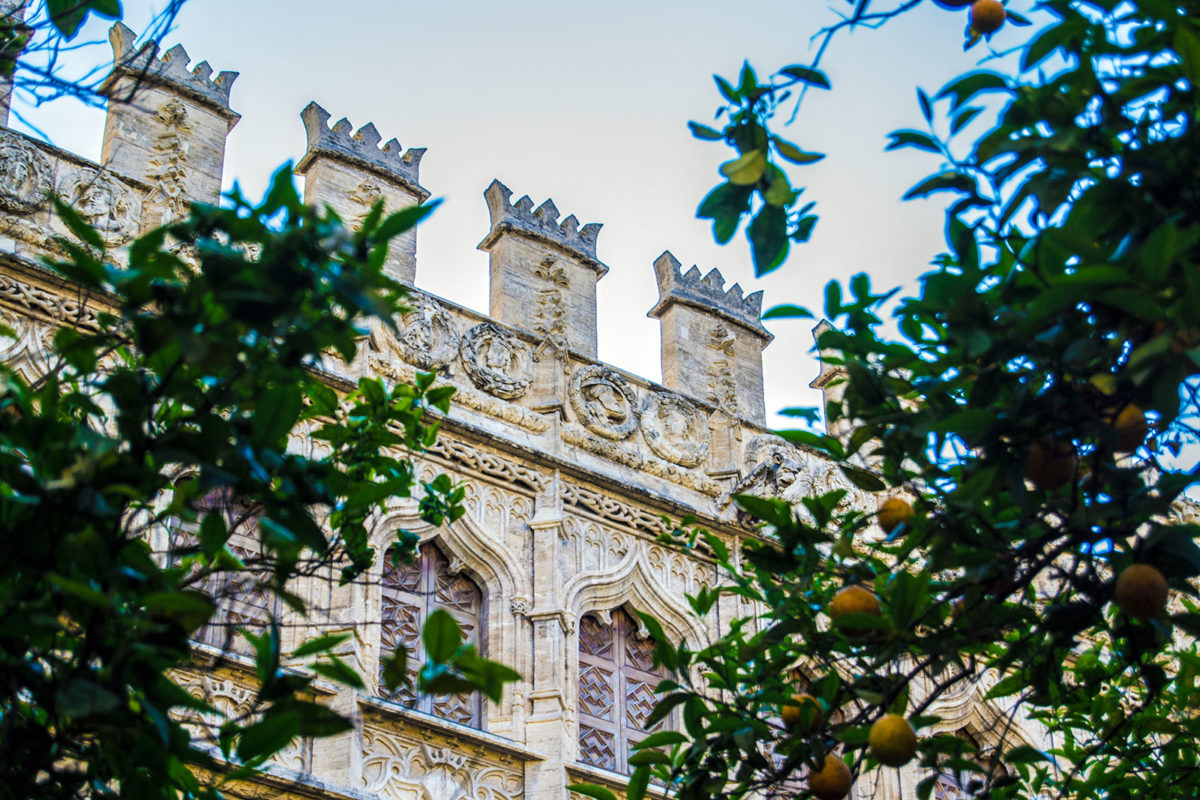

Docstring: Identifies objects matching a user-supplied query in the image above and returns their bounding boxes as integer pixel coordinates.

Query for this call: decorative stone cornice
[295,102,429,201]
[101,23,239,120]
[647,250,771,340]
[477,180,605,274]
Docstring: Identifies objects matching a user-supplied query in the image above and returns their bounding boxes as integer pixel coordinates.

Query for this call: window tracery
[170,485,276,655]
[379,540,484,727]
[577,607,669,773]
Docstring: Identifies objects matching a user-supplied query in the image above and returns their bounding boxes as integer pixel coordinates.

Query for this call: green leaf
[748,204,788,276]
[719,150,767,185]
[422,608,463,663]
[567,784,619,800]
[1175,26,1200,94]
[688,121,724,140]
[904,172,976,201]
[292,633,352,658]
[311,657,365,689]
[886,129,940,154]
[779,64,831,89]
[762,304,813,320]
[375,200,441,242]
[253,383,303,446]
[51,194,104,251]
[627,767,650,800]
[774,137,825,165]
[56,678,121,717]
[635,730,688,749]
[838,463,885,492]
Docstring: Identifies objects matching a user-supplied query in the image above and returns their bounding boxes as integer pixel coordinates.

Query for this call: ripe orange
[781,693,824,734]
[1025,439,1076,491]
[1110,404,1148,452]
[1114,564,1169,619]
[807,754,852,800]
[868,714,918,767]
[877,497,914,535]
[829,585,882,636]
[970,0,1006,34]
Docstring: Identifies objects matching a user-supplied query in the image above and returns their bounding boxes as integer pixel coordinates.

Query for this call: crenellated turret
[648,251,773,427]
[99,22,239,225]
[478,180,606,361]
[296,102,428,285]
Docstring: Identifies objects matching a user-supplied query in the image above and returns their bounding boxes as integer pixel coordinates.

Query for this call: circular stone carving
[569,364,638,440]
[0,132,52,214]
[461,322,533,399]
[640,392,710,467]
[395,293,459,370]
[58,170,143,246]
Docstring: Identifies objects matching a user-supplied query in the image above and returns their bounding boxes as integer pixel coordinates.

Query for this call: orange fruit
[970,0,1006,34]
[829,585,882,636]
[807,754,852,800]
[1110,404,1148,452]
[1114,564,1168,619]
[868,714,918,767]
[1025,439,1076,491]
[781,693,824,734]
[877,497,914,535]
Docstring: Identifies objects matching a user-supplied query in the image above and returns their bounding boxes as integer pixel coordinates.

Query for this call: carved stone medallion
[460,322,533,399]
[640,391,709,467]
[569,364,638,440]
[395,293,459,370]
[58,170,143,246]
[0,132,53,214]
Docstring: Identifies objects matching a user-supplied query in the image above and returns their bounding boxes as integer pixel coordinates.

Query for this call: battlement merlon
[295,102,429,202]
[809,319,846,390]
[99,23,240,127]
[477,179,607,277]
[646,251,773,342]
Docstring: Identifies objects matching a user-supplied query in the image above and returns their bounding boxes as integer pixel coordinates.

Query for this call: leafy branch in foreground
[0,165,518,800]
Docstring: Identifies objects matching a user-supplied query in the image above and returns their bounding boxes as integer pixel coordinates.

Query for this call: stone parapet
[101,23,238,120]
[647,250,769,340]
[296,102,428,202]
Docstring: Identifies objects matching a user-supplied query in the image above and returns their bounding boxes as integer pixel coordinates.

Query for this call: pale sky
[12,0,1010,429]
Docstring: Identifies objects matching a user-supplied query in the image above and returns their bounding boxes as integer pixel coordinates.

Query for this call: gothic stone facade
[0,22,1047,800]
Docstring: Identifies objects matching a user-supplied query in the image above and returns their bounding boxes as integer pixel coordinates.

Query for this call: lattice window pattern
[379,541,484,728]
[577,608,672,773]
[171,486,276,655]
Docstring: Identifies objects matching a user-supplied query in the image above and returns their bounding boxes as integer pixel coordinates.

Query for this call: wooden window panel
[578,608,670,773]
[379,541,483,728]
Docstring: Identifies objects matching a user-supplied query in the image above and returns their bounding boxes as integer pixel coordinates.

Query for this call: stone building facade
[0,22,1046,800]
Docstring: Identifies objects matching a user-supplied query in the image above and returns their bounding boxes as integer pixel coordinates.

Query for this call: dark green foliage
[0,166,517,800]
[652,1,1200,798]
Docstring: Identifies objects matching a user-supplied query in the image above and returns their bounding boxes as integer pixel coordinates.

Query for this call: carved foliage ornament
[461,322,533,399]
[570,364,638,440]
[58,170,143,246]
[0,132,53,214]
[394,293,459,371]
[640,391,709,467]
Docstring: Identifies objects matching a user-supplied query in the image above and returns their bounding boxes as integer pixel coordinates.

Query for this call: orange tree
[572,1,1200,799]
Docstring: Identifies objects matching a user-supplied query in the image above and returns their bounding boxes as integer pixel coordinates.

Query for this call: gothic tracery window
[577,607,669,773]
[170,485,276,655]
[379,540,484,727]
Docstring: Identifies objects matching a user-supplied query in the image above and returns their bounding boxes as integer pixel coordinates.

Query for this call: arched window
[577,607,668,773]
[170,485,276,655]
[379,541,484,727]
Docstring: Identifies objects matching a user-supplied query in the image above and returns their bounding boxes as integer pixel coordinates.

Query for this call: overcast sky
[12,0,1016,429]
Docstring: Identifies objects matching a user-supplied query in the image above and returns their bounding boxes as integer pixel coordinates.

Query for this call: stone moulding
[460,322,534,400]
[478,180,606,274]
[561,482,669,537]
[424,435,548,494]
[648,250,772,341]
[297,102,428,201]
[0,130,52,214]
[0,272,103,330]
[102,23,239,120]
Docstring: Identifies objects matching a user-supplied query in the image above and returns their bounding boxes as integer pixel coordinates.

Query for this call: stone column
[295,102,429,286]
[524,479,572,800]
[98,23,239,226]
[647,251,774,428]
